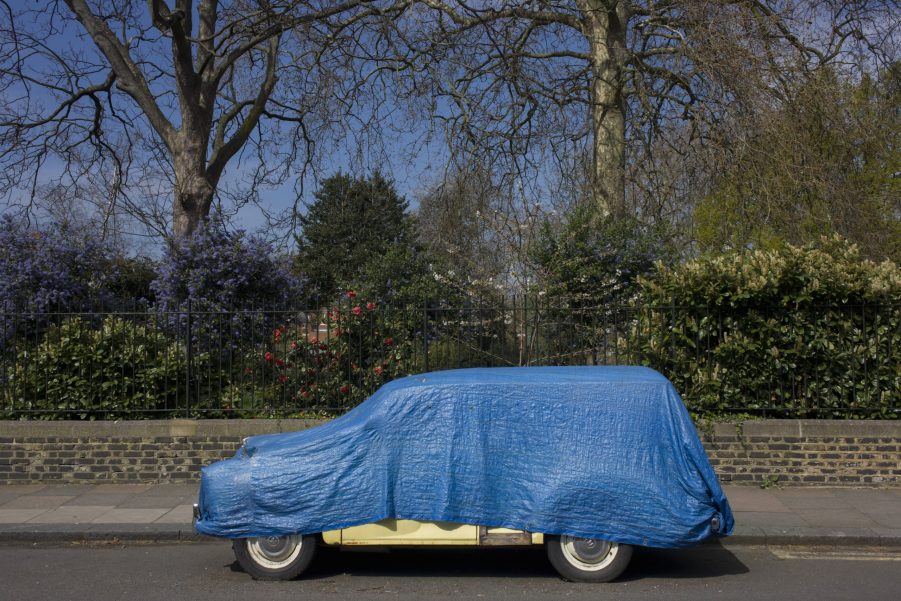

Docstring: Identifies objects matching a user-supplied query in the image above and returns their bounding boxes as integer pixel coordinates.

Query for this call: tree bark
[172,140,216,238]
[583,1,627,220]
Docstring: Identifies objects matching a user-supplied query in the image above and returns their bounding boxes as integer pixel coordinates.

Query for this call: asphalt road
[2,542,900,601]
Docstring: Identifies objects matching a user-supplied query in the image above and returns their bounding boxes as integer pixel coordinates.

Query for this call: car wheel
[546,535,632,582]
[233,534,317,580]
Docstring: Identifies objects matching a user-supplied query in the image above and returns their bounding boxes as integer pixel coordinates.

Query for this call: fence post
[423,298,429,373]
[670,296,677,375]
[185,298,192,418]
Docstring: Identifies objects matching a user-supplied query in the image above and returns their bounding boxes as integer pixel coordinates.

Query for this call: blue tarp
[195,366,734,547]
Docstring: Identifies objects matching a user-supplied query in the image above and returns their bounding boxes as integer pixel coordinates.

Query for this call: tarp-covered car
[194,366,734,582]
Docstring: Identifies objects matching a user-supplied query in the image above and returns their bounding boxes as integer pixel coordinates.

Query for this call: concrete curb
[0,524,214,543]
[3,526,900,547]
[714,525,901,547]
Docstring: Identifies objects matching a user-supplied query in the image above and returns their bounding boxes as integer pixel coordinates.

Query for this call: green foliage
[696,66,901,262]
[531,208,671,308]
[528,209,673,364]
[632,237,901,418]
[4,317,189,419]
[107,256,158,304]
[295,172,418,301]
[354,237,462,309]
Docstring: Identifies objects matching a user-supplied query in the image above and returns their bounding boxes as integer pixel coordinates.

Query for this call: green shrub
[4,317,188,419]
[632,236,901,418]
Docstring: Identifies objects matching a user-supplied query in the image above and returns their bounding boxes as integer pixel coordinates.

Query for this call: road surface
[2,542,899,600]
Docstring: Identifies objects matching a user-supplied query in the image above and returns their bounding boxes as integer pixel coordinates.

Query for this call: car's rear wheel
[546,535,632,582]
[233,534,317,580]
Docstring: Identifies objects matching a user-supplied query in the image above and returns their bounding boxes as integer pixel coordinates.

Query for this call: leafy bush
[531,210,670,308]
[3,317,188,419]
[632,236,901,418]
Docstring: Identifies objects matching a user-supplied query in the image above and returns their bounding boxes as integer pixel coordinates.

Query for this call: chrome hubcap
[561,535,618,571]
[247,535,303,569]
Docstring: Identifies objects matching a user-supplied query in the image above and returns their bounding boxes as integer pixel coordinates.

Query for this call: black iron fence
[1,299,899,419]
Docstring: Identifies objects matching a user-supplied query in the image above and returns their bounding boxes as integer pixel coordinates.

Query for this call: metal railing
[1,299,898,419]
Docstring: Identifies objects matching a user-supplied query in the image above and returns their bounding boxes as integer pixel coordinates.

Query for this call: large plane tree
[402,1,896,219]
[0,0,405,239]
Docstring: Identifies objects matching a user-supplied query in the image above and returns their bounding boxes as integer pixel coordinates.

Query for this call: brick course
[700,421,901,486]
[1,419,899,485]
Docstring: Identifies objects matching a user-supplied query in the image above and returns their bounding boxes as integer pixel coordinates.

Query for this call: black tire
[232,534,318,580]
[546,535,632,582]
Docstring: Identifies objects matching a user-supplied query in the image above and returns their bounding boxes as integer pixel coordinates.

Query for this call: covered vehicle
[194,366,733,581]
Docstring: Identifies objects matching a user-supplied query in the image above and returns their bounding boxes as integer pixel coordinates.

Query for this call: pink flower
[366,302,376,311]
[290,341,297,350]
[384,336,394,347]
[346,290,357,299]
[264,352,273,362]
[352,306,362,316]
[373,365,383,376]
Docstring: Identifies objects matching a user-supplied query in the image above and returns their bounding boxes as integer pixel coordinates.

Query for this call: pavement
[0,483,900,546]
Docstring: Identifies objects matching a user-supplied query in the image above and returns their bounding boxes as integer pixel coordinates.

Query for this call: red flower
[278,374,288,384]
[340,384,350,394]
[264,352,273,362]
[373,365,383,376]
[384,336,394,346]
[244,367,253,375]
[335,328,343,337]
[352,306,362,316]
[275,358,285,367]
[366,302,376,311]
[346,290,357,299]
[272,328,281,340]
[290,341,297,350]
[300,389,309,398]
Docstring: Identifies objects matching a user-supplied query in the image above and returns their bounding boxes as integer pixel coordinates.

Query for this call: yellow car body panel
[321,519,544,546]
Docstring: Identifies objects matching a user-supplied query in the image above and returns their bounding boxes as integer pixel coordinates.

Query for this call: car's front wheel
[233,534,317,580]
[546,535,632,582]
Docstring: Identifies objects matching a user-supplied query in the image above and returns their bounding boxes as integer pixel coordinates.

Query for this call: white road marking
[770,548,901,561]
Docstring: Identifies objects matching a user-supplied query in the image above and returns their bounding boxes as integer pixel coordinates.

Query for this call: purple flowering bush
[0,216,115,312]
[0,216,116,344]
[151,224,305,349]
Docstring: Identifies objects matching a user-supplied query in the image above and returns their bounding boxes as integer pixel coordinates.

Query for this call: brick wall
[0,420,323,484]
[1,419,899,486]
[701,421,901,486]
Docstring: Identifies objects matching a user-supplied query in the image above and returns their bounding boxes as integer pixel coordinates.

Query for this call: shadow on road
[227,542,749,582]
[619,543,750,581]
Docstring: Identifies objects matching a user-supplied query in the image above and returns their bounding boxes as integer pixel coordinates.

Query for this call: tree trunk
[172,180,213,238]
[585,2,627,220]
[172,141,215,239]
